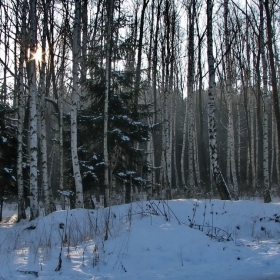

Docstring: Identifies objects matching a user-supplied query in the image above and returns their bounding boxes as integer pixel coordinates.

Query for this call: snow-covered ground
[1,199,280,279]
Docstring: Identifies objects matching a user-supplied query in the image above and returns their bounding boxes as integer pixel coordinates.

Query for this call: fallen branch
[18,270,38,277]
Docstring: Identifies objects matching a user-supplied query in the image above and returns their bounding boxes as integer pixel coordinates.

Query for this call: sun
[31,48,43,63]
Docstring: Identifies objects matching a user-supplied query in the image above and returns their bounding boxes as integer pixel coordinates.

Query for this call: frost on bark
[207,0,231,200]
[28,0,39,221]
[71,0,84,208]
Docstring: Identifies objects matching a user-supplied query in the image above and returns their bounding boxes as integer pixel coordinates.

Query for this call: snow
[121,136,130,141]
[4,167,13,173]
[1,199,280,279]
[112,128,121,133]
[57,190,74,197]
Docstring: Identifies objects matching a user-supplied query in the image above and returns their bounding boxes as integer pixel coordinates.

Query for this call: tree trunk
[260,0,271,203]
[163,0,172,199]
[264,0,280,175]
[134,0,149,109]
[40,0,55,215]
[104,0,114,207]
[224,0,238,198]
[196,17,208,188]
[207,0,231,200]
[29,0,39,220]
[180,100,187,189]
[187,0,195,192]
[57,5,69,209]
[71,0,84,208]
[17,0,28,222]
[151,0,162,189]
[80,0,88,110]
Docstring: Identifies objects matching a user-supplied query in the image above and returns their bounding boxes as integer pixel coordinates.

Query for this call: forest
[0,0,280,221]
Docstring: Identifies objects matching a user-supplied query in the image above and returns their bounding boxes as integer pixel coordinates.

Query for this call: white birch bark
[144,89,155,195]
[59,97,65,208]
[193,122,201,191]
[207,0,231,200]
[187,90,195,190]
[260,0,271,202]
[29,0,39,221]
[180,100,187,189]
[167,90,173,196]
[163,2,173,200]
[249,93,256,189]
[172,92,179,189]
[71,0,83,208]
[17,68,26,220]
[17,0,27,221]
[159,72,166,197]
[163,65,171,199]
[58,16,68,209]
[236,94,241,182]
[40,1,55,214]
[224,0,238,197]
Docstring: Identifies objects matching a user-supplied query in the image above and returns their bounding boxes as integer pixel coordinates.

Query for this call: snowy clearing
[0,199,280,279]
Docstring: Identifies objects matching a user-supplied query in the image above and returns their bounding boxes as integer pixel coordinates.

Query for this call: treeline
[0,0,279,221]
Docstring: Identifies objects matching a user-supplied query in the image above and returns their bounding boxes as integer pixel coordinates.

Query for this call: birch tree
[28,0,39,220]
[145,0,155,197]
[57,1,70,208]
[71,0,84,208]
[259,0,271,202]
[224,0,238,197]
[152,0,163,193]
[161,0,172,199]
[207,0,231,200]
[17,0,28,221]
[39,0,55,214]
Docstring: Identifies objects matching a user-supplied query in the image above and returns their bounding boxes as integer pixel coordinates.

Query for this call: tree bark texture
[207,0,231,200]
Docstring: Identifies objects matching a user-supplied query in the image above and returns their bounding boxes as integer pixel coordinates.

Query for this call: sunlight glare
[31,48,43,63]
